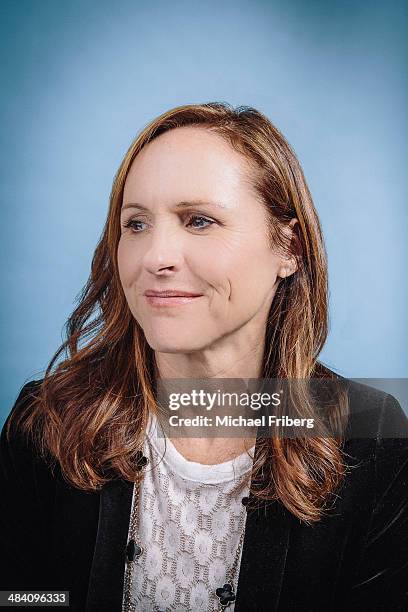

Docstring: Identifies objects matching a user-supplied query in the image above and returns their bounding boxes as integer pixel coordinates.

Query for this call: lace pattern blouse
[123,411,255,611]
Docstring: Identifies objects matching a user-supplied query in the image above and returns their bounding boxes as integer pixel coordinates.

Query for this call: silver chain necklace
[122,451,249,612]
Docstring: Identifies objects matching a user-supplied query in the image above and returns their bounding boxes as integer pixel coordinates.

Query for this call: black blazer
[1,379,408,612]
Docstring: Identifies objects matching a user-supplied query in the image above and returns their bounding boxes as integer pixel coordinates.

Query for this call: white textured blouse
[123,411,255,612]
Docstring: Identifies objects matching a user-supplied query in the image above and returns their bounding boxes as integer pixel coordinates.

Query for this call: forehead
[123,127,255,202]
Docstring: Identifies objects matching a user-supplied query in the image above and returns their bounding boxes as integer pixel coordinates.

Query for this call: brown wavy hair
[7,102,349,524]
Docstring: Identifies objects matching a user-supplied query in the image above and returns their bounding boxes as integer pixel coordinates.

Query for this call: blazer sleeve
[347,393,408,611]
[0,380,56,591]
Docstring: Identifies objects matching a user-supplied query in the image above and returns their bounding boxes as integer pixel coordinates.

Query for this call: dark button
[135,451,149,469]
[126,539,143,562]
[216,583,236,606]
[241,496,249,506]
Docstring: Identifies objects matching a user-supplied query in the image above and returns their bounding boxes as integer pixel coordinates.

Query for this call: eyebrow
[121,200,227,213]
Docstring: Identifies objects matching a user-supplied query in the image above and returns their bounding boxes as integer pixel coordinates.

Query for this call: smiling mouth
[144,295,203,307]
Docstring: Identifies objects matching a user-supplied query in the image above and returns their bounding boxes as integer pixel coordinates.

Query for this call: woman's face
[118,127,293,354]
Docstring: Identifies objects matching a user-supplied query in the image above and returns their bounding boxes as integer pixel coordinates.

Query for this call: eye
[123,219,147,232]
[122,214,216,233]
[186,215,216,230]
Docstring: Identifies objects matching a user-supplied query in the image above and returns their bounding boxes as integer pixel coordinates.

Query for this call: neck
[152,337,264,464]
[154,338,266,380]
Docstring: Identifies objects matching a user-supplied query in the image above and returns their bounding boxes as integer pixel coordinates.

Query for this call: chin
[143,331,210,354]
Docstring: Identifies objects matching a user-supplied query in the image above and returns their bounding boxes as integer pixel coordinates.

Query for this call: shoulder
[313,368,408,494]
[2,379,43,441]
[328,377,408,518]
[1,380,67,590]
[4,379,43,421]
[0,379,53,483]
[342,377,408,440]
[314,365,408,440]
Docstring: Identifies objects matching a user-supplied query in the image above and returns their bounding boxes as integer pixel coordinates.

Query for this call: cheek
[117,239,139,286]
[188,244,233,299]
[215,239,279,297]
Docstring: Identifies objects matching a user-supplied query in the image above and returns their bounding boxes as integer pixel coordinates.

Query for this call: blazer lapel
[235,419,292,612]
[86,478,134,611]
[234,499,292,611]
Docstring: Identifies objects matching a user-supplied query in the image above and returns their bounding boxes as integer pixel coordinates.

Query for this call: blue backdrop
[1,0,407,425]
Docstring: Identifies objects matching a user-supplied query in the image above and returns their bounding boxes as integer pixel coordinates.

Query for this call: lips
[144,289,202,297]
[143,290,203,308]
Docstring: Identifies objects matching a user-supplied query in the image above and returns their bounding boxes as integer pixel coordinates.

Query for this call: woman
[1,102,407,612]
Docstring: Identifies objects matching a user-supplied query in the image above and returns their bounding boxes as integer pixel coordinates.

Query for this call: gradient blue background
[1,0,407,425]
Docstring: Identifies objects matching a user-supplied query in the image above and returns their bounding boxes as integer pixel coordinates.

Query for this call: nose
[142,221,184,276]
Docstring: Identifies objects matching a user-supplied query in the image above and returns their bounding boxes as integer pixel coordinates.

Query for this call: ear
[277,218,299,279]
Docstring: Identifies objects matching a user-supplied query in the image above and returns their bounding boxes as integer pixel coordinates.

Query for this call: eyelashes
[122,214,217,233]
